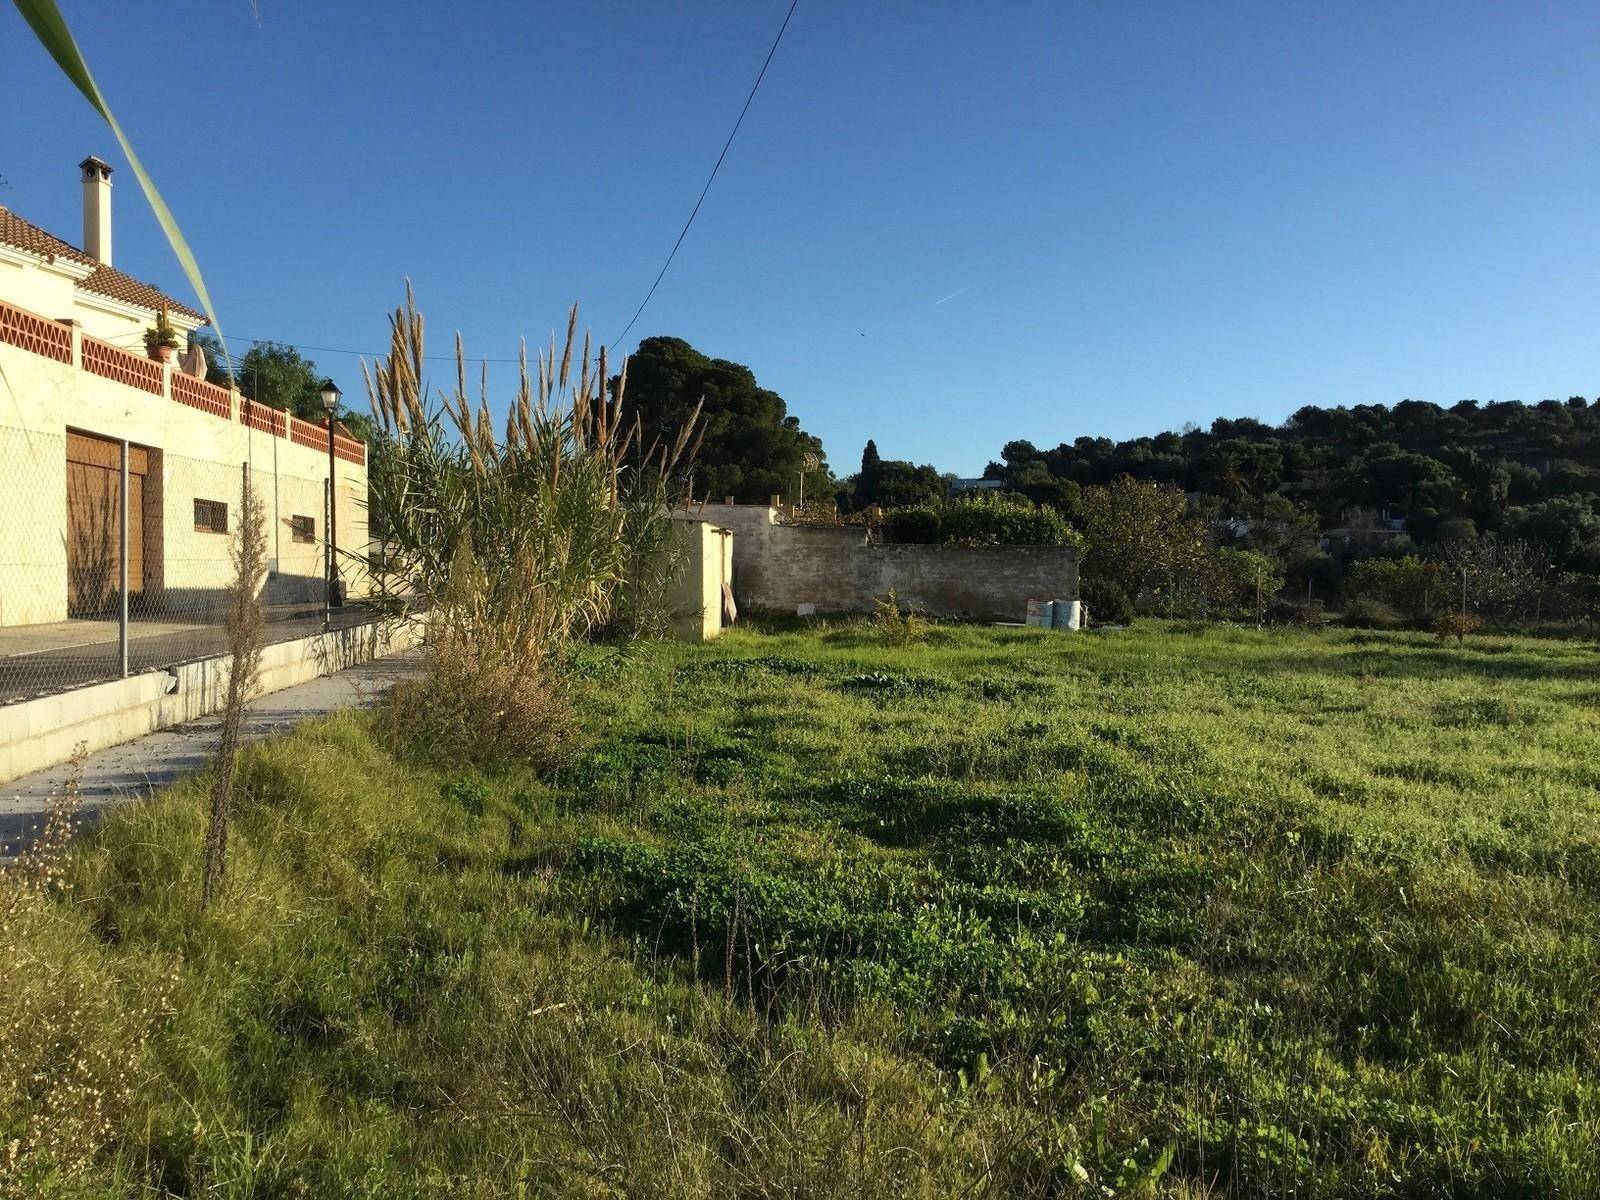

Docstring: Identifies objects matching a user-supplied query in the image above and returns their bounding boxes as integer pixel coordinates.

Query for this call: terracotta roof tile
[0,206,206,323]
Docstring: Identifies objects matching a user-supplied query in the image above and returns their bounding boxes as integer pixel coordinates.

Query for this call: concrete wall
[0,328,367,626]
[676,503,1077,623]
[0,617,420,786]
[666,518,732,643]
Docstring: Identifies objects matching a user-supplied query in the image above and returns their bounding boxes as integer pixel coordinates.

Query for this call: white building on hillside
[0,157,368,628]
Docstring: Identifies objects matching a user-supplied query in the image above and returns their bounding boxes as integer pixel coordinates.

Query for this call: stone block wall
[676,503,1077,623]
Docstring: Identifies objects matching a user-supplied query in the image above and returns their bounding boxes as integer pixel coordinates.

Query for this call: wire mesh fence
[0,421,373,707]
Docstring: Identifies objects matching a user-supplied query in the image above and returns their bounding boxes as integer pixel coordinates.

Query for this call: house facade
[0,158,368,628]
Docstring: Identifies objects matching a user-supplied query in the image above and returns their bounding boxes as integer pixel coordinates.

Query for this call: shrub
[1434,610,1482,643]
[365,289,698,767]
[879,493,1082,548]
[873,587,929,645]
[381,613,574,770]
[1209,547,1285,617]
[1340,596,1402,629]
[884,505,941,544]
[938,492,1078,547]
[1268,597,1327,628]
[1346,555,1443,622]
[1080,578,1134,626]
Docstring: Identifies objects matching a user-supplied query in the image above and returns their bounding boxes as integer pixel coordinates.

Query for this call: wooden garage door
[66,432,149,616]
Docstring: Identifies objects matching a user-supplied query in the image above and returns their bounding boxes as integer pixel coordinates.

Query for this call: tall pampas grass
[363,286,699,764]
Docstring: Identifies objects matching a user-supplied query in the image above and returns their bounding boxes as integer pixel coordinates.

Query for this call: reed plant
[363,286,699,764]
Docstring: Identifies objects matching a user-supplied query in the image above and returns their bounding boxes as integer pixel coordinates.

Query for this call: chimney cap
[79,155,113,179]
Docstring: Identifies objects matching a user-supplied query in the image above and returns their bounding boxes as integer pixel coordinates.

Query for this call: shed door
[66,432,148,616]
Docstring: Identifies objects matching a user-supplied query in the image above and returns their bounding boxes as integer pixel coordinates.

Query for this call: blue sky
[5,1,1599,475]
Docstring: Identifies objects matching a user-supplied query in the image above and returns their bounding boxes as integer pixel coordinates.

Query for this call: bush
[1080,578,1134,626]
[1340,597,1403,629]
[938,492,1078,547]
[873,588,930,645]
[1209,547,1286,618]
[1345,555,1443,622]
[884,505,941,544]
[1268,598,1326,629]
[382,626,573,770]
[1434,610,1482,644]
[880,494,1082,548]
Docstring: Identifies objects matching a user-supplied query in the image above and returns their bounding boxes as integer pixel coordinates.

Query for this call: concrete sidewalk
[1,648,422,858]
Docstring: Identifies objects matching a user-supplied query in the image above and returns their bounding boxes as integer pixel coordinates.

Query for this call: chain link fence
[0,420,373,706]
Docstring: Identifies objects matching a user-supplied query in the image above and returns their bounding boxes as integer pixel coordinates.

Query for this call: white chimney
[79,155,113,266]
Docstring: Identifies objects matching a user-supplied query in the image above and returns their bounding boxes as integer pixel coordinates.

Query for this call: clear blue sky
[5,1,1599,475]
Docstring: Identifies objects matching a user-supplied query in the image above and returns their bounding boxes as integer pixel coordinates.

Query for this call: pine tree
[862,439,882,476]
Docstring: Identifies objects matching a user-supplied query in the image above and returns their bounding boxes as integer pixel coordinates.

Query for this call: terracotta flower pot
[149,343,177,363]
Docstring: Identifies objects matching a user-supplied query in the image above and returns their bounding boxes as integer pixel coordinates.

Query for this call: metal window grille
[193,498,229,534]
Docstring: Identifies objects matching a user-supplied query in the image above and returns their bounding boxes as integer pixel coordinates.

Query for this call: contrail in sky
[935,284,975,305]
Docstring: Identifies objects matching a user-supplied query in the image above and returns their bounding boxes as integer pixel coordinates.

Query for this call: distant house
[949,477,1005,496]
[1320,507,1408,552]
[0,157,368,627]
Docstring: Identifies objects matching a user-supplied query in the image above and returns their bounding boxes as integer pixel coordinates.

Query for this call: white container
[1051,599,1082,631]
[1025,599,1050,627]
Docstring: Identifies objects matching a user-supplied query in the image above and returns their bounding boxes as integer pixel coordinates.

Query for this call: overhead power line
[611,0,801,352]
[96,326,529,364]
[96,2,799,372]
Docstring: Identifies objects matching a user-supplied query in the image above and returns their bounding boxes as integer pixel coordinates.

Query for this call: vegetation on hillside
[978,399,1600,621]
[4,622,1599,1196]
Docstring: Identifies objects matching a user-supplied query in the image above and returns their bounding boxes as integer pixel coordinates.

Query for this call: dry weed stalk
[0,751,178,1193]
[201,470,268,908]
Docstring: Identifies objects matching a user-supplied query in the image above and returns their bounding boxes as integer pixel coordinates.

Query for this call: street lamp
[319,379,341,613]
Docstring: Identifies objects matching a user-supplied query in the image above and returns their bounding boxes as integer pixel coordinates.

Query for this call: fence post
[119,438,130,677]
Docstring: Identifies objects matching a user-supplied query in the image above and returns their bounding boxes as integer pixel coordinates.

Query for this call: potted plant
[143,306,180,362]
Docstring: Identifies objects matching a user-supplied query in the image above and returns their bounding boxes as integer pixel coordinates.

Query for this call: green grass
[6,620,1600,1197]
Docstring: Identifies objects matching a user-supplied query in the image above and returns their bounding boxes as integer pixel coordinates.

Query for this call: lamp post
[319,379,341,613]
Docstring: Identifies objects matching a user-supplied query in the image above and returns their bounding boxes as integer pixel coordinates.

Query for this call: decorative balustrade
[81,334,164,395]
[287,411,326,452]
[0,297,73,363]
[333,435,366,465]
[0,297,366,466]
[170,369,232,418]
[239,397,281,435]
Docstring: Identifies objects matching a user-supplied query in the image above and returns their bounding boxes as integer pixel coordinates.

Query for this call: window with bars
[193,498,228,534]
[290,514,316,543]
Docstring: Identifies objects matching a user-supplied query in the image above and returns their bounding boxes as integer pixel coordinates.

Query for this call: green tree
[1210,547,1285,618]
[852,447,948,510]
[237,341,327,421]
[1079,477,1213,613]
[615,336,828,504]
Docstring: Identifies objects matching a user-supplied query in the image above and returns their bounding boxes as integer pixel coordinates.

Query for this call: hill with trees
[971,398,1600,625]
[984,398,1600,566]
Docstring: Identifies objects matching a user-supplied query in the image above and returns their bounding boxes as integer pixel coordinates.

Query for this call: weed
[873,587,929,645]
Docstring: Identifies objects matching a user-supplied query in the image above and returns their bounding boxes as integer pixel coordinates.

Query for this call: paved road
[0,606,375,706]
[0,648,422,858]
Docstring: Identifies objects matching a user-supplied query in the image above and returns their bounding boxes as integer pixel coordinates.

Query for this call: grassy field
[5,620,1600,1197]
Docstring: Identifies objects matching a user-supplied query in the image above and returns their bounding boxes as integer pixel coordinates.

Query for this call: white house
[0,157,368,628]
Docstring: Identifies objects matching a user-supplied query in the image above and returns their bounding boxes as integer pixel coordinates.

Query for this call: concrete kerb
[0,617,423,786]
